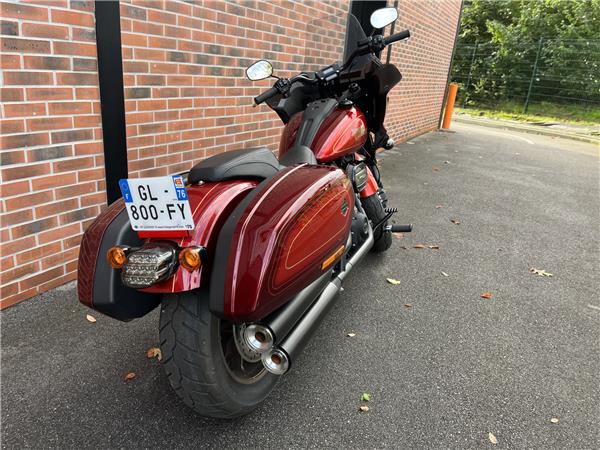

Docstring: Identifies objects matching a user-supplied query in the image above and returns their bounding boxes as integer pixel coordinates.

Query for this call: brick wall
[0,0,460,309]
[1,0,105,308]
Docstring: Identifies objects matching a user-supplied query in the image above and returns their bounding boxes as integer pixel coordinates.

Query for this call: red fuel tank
[279,106,367,163]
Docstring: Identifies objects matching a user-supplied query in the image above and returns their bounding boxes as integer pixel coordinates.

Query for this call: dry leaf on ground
[414,244,426,249]
[435,204,444,209]
[550,417,559,424]
[441,271,449,277]
[444,160,450,164]
[386,278,401,285]
[480,292,493,299]
[404,304,413,308]
[124,372,136,382]
[450,219,461,225]
[359,405,370,412]
[393,232,404,240]
[529,267,553,277]
[488,433,498,444]
[146,347,162,360]
[347,333,356,337]
[400,246,408,250]
[428,245,440,249]
[86,314,96,323]
[433,167,440,172]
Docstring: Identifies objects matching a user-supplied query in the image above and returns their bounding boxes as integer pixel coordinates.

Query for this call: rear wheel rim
[219,320,267,385]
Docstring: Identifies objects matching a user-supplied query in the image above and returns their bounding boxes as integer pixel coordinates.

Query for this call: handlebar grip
[254,86,279,105]
[383,29,410,46]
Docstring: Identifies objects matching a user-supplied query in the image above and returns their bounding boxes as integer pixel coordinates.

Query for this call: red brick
[0,2,49,21]
[3,71,53,85]
[1,236,35,257]
[1,262,38,284]
[27,117,72,132]
[73,115,101,128]
[0,54,20,69]
[0,151,25,165]
[48,102,92,115]
[54,41,96,57]
[50,8,94,27]
[0,88,24,102]
[53,156,94,172]
[0,132,49,150]
[3,103,46,117]
[27,88,73,101]
[57,72,98,86]
[38,223,80,245]
[22,23,69,40]
[18,266,64,291]
[1,37,50,54]
[1,209,34,228]
[0,119,24,134]
[24,56,71,71]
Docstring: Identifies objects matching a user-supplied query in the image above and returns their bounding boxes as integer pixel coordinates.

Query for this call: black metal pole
[95,1,128,204]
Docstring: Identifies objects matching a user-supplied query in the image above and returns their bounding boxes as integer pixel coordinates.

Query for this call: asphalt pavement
[2,123,599,449]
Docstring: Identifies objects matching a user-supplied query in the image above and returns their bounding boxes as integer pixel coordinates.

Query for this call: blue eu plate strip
[119,179,133,203]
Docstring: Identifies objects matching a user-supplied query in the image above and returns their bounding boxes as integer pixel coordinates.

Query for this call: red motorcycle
[78,8,412,418]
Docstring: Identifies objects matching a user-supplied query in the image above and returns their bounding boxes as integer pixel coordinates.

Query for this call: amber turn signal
[179,246,202,272]
[107,246,127,269]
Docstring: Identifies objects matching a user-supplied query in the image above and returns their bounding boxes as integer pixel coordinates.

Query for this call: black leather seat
[188,147,281,184]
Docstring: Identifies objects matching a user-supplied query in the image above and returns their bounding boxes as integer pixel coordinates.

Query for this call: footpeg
[385,224,412,233]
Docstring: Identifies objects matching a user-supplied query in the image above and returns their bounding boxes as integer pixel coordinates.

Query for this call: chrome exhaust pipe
[244,271,331,353]
[262,226,374,375]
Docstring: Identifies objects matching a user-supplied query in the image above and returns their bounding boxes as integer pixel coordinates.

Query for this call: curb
[454,116,600,145]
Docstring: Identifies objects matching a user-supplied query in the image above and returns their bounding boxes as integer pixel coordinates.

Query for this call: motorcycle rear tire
[159,290,278,418]
[361,193,392,253]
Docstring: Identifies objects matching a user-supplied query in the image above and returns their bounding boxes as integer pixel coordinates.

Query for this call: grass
[455,100,600,126]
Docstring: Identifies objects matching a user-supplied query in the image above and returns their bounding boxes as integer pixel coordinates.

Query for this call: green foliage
[452,0,600,114]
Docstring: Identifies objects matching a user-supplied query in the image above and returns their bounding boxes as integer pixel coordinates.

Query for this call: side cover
[210,165,354,322]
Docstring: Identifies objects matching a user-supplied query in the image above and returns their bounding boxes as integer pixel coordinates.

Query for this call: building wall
[0,0,461,309]
[1,0,106,308]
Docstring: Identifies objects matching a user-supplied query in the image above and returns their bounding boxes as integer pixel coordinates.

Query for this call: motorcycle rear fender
[77,180,257,321]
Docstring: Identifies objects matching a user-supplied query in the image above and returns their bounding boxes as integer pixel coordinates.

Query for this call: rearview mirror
[246,60,273,81]
[370,7,398,29]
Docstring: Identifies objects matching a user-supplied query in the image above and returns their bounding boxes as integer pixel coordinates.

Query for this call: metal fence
[450,38,600,115]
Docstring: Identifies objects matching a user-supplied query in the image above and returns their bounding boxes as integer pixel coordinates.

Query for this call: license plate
[119,176,194,231]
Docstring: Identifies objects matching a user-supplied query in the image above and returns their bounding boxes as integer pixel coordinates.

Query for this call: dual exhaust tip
[243,324,289,375]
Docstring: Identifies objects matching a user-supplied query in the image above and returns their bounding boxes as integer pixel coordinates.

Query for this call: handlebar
[254,86,279,105]
[253,29,411,105]
[384,29,410,46]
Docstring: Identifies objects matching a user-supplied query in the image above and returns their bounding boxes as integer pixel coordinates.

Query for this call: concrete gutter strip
[454,115,600,145]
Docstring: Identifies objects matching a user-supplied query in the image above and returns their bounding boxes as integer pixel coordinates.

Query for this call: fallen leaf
[404,304,412,308]
[386,278,401,285]
[488,432,498,444]
[414,244,426,249]
[146,347,162,361]
[444,160,450,164]
[428,245,440,249]
[435,204,444,209]
[359,405,370,412]
[347,333,356,337]
[361,393,371,401]
[400,246,408,250]
[124,372,136,382]
[406,141,415,145]
[441,271,449,277]
[480,292,493,299]
[433,167,440,172]
[529,267,553,277]
[393,232,404,240]
[450,219,461,225]
[550,417,559,424]
[86,314,96,323]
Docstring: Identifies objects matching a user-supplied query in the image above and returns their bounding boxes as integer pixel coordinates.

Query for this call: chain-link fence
[450,38,600,119]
